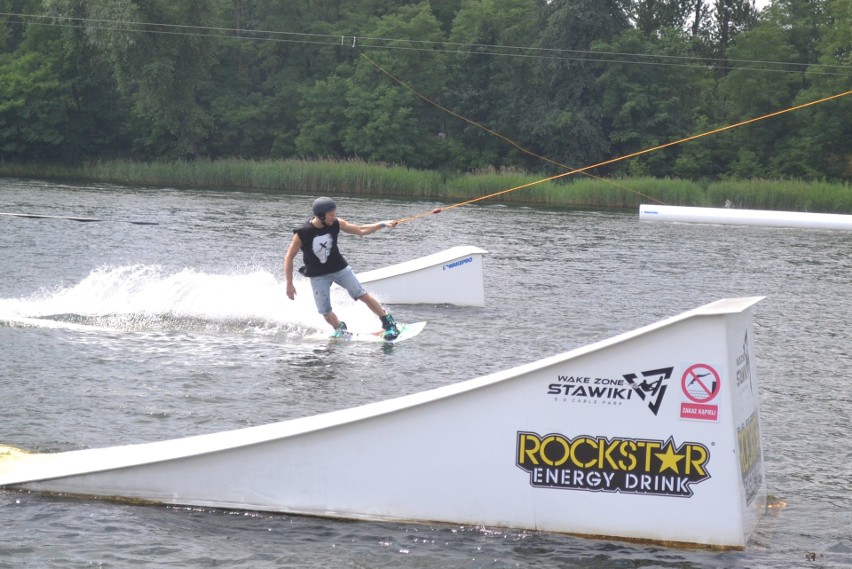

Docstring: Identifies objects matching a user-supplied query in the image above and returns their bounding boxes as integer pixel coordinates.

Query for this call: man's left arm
[338,218,397,236]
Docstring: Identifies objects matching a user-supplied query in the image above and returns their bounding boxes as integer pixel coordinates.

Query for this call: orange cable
[392,90,852,224]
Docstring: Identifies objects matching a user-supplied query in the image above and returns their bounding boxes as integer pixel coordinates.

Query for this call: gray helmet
[312,197,337,217]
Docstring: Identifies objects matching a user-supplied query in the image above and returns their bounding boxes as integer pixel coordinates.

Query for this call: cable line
[393,90,852,225]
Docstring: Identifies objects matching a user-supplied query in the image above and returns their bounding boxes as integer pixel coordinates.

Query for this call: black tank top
[294,219,348,277]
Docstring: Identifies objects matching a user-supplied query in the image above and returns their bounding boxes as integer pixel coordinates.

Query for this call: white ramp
[357,245,487,306]
[0,297,766,549]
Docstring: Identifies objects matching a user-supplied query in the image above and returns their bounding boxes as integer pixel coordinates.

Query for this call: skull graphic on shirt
[312,233,333,263]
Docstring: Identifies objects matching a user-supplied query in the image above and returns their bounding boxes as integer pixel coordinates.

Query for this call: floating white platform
[0,297,766,549]
[357,245,487,306]
[640,204,852,231]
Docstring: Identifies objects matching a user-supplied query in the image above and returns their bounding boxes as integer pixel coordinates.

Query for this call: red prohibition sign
[681,364,721,403]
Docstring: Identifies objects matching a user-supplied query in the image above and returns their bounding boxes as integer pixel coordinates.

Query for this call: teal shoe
[380,314,400,341]
[332,321,349,338]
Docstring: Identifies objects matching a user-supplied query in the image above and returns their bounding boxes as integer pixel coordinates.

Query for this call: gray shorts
[309,266,367,314]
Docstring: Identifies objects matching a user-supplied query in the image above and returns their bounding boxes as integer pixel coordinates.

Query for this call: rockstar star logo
[655,442,685,474]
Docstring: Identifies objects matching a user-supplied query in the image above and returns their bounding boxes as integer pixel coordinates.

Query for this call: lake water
[1,178,850,568]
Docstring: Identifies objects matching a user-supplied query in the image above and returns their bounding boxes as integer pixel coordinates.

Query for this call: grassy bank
[1,158,849,213]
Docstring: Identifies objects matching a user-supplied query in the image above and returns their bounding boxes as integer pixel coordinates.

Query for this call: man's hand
[286,282,296,300]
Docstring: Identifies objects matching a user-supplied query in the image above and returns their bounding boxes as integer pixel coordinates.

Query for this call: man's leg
[310,274,341,331]
[322,310,342,329]
[357,292,388,318]
[336,267,399,339]
[357,293,399,339]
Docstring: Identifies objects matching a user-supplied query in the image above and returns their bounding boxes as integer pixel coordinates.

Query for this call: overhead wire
[0,11,848,75]
[355,40,849,76]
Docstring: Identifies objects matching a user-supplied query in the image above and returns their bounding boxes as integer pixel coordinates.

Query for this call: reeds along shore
[1,158,849,213]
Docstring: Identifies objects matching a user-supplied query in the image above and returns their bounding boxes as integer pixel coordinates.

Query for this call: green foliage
[339,2,449,168]
[295,76,351,158]
[7,158,849,215]
[0,44,70,160]
[715,21,802,178]
[597,28,707,178]
[527,0,632,168]
[442,0,540,171]
[705,178,852,212]
[0,0,847,184]
[793,0,852,180]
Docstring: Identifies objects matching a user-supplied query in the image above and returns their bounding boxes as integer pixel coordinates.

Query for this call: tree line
[0,0,849,181]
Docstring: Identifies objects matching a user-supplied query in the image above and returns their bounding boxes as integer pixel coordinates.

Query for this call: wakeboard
[331,320,427,344]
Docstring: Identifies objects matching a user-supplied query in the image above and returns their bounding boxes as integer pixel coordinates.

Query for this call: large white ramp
[0,297,766,549]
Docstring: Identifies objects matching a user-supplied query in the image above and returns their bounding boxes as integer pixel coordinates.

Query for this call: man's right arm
[284,233,301,300]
